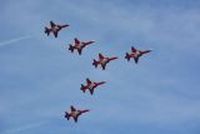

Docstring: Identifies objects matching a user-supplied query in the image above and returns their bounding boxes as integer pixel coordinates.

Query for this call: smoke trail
[3,121,46,134]
[0,35,31,47]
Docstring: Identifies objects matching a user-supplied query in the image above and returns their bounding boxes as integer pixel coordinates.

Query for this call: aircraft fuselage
[130,51,141,58]
[52,26,60,32]
[71,111,80,117]
[100,58,109,65]
[88,82,96,90]
[75,43,84,50]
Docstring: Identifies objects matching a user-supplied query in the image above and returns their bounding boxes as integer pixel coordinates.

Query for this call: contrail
[0,35,32,47]
[3,121,46,134]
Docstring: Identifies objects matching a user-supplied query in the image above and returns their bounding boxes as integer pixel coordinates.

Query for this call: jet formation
[44,20,152,123]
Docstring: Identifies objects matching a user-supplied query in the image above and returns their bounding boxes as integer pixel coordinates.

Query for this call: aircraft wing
[70,106,76,112]
[89,89,95,95]
[78,49,82,55]
[74,38,80,44]
[134,57,139,64]
[86,78,92,84]
[98,53,104,59]
[50,21,56,27]
[53,31,58,38]
[74,116,78,123]
[131,46,137,52]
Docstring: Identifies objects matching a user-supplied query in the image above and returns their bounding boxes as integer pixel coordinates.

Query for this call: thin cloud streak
[0,35,31,47]
[3,121,47,134]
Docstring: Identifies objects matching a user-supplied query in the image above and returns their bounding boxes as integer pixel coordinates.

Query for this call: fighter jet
[64,105,89,123]
[93,53,118,70]
[80,78,106,95]
[68,38,95,55]
[44,21,69,38]
[125,46,152,64]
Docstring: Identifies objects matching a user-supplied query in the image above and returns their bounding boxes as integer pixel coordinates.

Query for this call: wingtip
[70,105,74,108]
[131,46,135,49]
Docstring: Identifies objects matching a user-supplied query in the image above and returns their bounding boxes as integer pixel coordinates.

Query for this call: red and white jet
[68,38,95,55]
[80,78,106,95]
[44,21,69,38]
[64,105,89,123]
[93,53,118,70]
[125,46,152,64]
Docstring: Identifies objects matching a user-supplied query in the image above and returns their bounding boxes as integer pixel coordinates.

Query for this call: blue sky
[0,0,200,134]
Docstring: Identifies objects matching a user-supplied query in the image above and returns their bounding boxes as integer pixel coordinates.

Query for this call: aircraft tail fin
[44,27,50,36]
[92,59,98,68]
[80,84,86,93]
[65,112,70,120]
[68,44,74,52]
[125,53,130,61]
